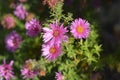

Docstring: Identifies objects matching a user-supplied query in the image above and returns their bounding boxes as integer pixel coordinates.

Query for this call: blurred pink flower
[43,21,68,45]
[21,60,38,79]
[0,59,14,80]
[14,4,28,20]
[42,43,62,60]
[55,72,63,80]
[1,14,15,29]
[21,68,38,79]
[70,18,90,39]
[5,31,22,52]
[25,18,41,37]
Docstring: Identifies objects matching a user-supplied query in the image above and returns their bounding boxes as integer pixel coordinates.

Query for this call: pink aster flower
[0,59,14,80]
[14,4,28,20]
[42,43,62,60]
[21,60,38,79]
[25,18,41,37]
[55,72,63,80]
[70,18,90,39]
[43,21,68,45]
[5,31,22,52]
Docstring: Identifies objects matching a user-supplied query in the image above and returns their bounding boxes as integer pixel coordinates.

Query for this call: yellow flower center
[76,26,84,33]
[49,47,56,54]
[53,30,59,37]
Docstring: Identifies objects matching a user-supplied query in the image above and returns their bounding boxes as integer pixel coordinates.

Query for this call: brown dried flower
[26,13,35,21]
[38,69,46,77]
[1,14,15,29]
[43,0,64,8]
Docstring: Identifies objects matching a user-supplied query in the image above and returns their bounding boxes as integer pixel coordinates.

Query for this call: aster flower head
[14,4,28,20]
[25,18,41,37]
[70,18,90,39]
[42,43,62,60]
[0,59,14,80]
[43,21,68,45]
[5,31,22,52]
[1,14,15,29]
[21,59,38,79]
[55,72,63,80]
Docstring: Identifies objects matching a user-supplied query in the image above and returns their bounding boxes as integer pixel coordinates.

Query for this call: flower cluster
[0,0,102,80]
[42,21,68,60]
[21,59,47,79]
[3,2,90,78]
[42,18,90,61]
[0,59,64,80]
[3,17,90,79]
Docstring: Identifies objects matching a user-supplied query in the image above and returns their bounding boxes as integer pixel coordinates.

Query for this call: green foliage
[43,2,73,27]
[40,2,102,80]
